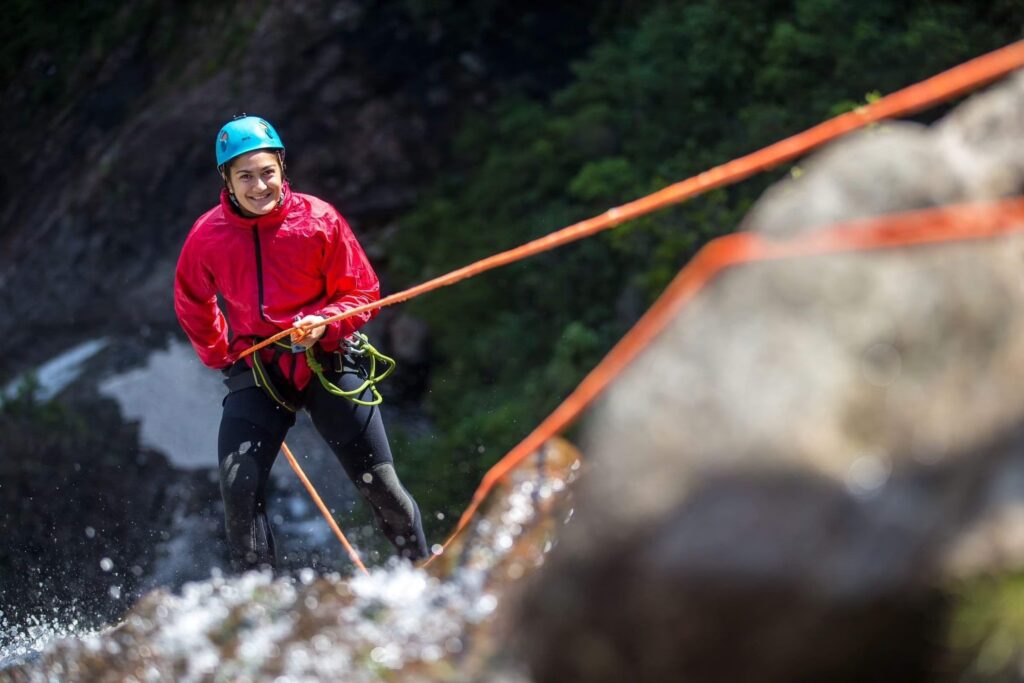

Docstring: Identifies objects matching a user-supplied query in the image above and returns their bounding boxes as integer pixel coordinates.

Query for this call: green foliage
[0,375,78,431]
[0,0,261,120]
[949,573,1024,680]
[0,1,120,84]
[0,0,122,106]
[385,0,1024,531]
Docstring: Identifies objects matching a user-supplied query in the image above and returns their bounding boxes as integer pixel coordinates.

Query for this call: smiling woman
[225,151,285,216]
[173,115,428,572]
[216,116,287,216]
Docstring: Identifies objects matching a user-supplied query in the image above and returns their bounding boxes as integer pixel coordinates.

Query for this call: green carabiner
[305,333,396,406]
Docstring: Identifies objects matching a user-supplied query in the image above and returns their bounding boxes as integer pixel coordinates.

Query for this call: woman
[174,115,428,571]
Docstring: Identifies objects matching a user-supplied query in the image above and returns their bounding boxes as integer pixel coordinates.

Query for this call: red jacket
[174,183,379,389]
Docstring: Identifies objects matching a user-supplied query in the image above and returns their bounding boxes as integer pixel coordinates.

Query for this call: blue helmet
[215,115,284,169]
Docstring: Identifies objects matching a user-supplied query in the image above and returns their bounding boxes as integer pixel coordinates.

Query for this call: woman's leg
[218,379,296,571]
[306,361,429,561]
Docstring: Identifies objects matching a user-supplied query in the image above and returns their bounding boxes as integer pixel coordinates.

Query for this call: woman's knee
[218,417,281,507]
[359,463,416,518]
[219,450,258,495]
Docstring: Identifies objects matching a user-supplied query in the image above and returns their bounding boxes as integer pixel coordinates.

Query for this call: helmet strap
[222,174,240,208]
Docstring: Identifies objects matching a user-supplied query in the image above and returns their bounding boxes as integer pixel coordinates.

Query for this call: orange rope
[421,197,1024,563]
[280,441,369,576]
[240,40,1024,361]
[238,41,1024,567]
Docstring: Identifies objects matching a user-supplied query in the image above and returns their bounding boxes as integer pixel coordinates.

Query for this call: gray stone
[517,70,1024,683]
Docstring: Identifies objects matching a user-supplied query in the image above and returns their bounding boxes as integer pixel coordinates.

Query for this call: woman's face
[224,150,284,216]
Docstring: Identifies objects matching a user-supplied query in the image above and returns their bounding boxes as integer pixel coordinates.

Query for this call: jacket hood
[219,182,295,230]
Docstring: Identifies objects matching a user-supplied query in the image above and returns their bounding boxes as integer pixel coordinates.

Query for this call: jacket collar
[219,182,294,229]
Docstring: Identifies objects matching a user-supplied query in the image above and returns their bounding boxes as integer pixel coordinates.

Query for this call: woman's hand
[291,315,327,350]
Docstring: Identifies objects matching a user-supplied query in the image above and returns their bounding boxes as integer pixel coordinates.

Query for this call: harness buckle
[343,331,371,356]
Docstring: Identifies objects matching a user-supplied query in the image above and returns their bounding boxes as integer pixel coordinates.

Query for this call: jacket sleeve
[316,210,381,347]
[174,228,232,369]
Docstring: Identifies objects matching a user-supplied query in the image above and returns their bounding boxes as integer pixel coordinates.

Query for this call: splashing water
[0,610,102,670]
[2,438,580,682]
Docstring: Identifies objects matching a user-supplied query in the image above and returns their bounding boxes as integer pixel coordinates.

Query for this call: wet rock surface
[0,391,214,652]
[516,72,1024,682]
[2,439,579,682]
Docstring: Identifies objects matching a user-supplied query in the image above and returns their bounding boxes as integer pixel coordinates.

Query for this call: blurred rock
[516,72,1024,682]
[936,71,1024,201]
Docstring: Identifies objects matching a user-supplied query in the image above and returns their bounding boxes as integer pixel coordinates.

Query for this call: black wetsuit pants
[217,359,428,571]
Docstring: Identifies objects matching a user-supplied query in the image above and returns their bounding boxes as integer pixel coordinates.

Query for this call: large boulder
[516,72,1024,682]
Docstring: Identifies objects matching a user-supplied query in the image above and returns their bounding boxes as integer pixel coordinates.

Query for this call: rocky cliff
[0,0,609,379]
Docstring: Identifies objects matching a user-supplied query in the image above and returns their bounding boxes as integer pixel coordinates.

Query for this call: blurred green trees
[385,0,1024,530]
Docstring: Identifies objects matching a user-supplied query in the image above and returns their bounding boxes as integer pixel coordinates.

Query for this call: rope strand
[228,42,1024,567]
[424,197,1024,562]
[240,40,1024,361]
[281,442,369,576]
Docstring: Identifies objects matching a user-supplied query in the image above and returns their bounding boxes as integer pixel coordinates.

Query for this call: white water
[3,446,579,680]
[96,338,349,493]
[0,611,102,671]
[97,339,224,469]
[1,336,224,470]
[2,338,109,402]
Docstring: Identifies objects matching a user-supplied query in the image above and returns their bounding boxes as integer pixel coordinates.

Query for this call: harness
[224,331,396,411]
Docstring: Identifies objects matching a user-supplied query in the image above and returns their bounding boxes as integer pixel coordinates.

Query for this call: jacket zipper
[251,225,268,322]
